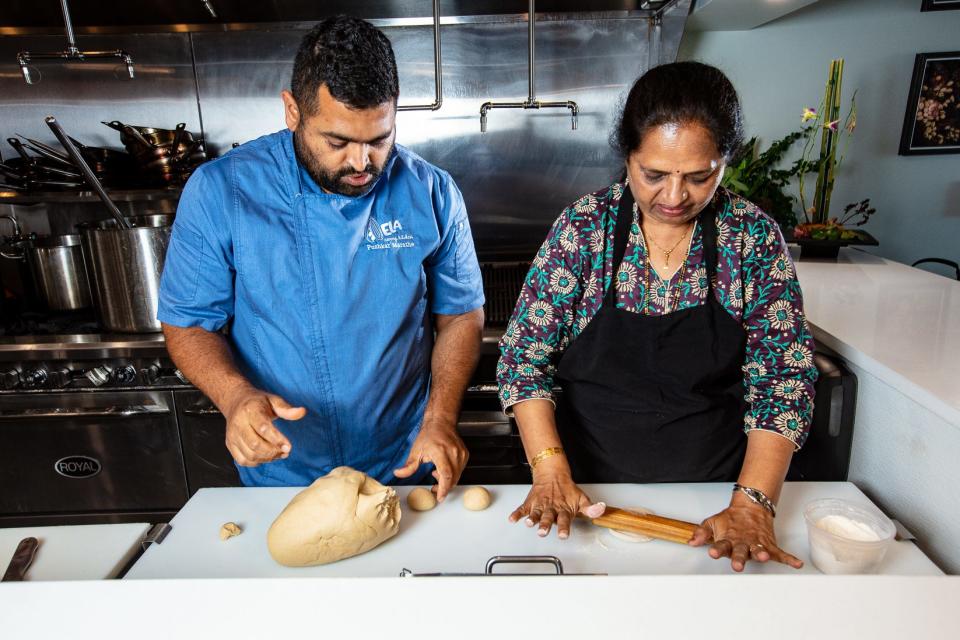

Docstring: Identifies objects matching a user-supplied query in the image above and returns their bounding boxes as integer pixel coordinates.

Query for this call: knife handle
[2,536,40,582]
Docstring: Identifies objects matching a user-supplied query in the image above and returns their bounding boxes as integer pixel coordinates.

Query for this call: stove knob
[22,366,49,389]
[141,364,161,384]
[85,365,113,387]
[174,369,190,384]
[1,369,21,390]
[112,365,138,385]
[49,368,74,388]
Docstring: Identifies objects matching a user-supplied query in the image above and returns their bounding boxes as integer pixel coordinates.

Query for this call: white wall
[680,0,960,268]
[843,358,960,574]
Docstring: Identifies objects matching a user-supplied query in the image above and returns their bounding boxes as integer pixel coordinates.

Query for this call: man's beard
[293,132,391,197]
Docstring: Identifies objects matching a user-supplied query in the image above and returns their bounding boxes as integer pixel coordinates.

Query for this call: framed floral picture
[899,51,960,155]
[921,0,960,11]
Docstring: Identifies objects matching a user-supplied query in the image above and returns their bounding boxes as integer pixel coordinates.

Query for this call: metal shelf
[0,187,182,205]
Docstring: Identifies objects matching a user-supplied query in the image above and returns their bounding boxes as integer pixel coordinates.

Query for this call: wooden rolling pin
[591,507,699,545]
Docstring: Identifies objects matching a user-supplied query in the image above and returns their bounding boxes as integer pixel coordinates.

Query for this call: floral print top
[496,183,818,449]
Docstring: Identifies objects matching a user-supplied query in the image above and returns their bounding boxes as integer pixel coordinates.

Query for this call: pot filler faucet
[479,0,579,133]
[16,0,135,84]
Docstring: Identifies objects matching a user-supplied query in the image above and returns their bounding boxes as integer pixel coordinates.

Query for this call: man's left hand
[393,416,468,502]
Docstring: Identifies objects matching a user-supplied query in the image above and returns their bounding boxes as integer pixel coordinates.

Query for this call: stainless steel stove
[0,326,526,527]
[0,333,199,527]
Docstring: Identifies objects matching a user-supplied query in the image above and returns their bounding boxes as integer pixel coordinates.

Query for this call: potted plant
[722,59,878,260]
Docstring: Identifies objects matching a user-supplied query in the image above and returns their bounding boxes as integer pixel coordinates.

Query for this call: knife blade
[2,537,40,582]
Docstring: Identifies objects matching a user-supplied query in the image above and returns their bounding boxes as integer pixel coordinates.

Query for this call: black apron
[554,187,748,483]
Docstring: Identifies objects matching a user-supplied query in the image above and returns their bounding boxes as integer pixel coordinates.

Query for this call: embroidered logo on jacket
[366,218,415,250]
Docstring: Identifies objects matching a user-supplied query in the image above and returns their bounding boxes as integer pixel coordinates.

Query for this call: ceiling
[686,0,821,31]
[0,1,673,31]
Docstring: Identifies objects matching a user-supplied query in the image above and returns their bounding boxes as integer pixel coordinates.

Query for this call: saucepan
[79,214,174,332]
[0,216,92,311]
[102,119,207,185]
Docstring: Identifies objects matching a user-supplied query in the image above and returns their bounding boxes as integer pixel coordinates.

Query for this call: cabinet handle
[0,405,169,418]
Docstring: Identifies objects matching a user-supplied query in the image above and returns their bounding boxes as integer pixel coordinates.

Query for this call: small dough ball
[219,522,242,540]
[407,487,437,512]
[463,486,492,511]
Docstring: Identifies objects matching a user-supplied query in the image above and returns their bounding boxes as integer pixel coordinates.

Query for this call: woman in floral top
[498,62,817,572]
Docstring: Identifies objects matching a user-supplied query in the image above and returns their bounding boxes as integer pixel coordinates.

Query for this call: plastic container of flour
[803,498,896,574]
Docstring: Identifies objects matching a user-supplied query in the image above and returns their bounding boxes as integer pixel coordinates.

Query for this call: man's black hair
[613,61,743,160]
[291,15,399,113]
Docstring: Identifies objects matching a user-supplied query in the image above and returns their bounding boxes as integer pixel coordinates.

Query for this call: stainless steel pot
[80,214,173,333]
[28,235,92,311]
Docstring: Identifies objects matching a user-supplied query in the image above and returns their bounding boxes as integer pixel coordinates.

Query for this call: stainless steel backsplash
[0,7,688,259]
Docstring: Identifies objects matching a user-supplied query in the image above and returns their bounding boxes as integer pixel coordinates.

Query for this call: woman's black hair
[613,61,743,161]
[292,16,399,114]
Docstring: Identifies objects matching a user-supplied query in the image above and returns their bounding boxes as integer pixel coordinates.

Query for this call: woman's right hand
[508,459,606,539]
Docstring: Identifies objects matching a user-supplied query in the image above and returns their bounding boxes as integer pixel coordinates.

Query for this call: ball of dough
[463,486,492,511]
[407,487,437,511]
[267,466,401,567]
[219,522,242,540]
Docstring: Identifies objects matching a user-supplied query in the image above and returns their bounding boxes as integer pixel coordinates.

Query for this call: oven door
[0,391,188,524]
[174,389,241,494]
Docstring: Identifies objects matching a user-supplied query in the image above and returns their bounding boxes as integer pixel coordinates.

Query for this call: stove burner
[0,311,99,337]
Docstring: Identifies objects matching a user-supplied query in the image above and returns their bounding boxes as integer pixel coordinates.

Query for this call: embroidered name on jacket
[365,218,415,250]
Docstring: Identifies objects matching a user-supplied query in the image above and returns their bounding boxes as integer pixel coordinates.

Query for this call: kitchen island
[3,482,956,638]
[794,248,960,573]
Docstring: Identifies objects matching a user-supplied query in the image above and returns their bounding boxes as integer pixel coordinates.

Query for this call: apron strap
[604,185,636,307]
[605,185,721,306]
[699,200,718,297]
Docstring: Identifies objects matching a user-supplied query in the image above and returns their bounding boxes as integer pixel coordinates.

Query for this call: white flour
[816,515,883,541]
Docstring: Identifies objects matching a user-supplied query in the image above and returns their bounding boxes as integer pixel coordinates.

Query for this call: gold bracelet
[530,446,565,469]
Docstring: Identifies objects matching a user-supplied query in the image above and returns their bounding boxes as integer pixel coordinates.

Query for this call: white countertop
[125,482,941,579]
[0,523,150,581]
[3,574,958,639]
[793,248,960,425]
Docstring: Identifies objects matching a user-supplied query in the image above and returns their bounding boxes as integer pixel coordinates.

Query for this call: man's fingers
[241,437,278,464]
[228,434,261,467]
[253,418,291,455]
[268,395,307,421]
[393,451,421,478]
[430,452,455,502]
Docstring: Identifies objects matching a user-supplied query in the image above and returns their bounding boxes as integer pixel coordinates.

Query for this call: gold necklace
[643,222,694,266]
[641,223,695,314]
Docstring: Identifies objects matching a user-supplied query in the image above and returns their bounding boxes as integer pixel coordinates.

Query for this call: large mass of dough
[267,466,401,567]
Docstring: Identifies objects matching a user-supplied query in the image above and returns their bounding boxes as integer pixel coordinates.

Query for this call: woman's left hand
[688,501,803,572]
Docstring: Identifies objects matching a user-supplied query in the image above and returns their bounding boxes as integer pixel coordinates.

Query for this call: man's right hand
[223,389,306,467]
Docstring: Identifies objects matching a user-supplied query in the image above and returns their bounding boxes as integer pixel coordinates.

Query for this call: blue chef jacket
[158,130,485,487]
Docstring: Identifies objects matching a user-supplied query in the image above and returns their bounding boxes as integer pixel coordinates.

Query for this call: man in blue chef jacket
[158,16,485,499]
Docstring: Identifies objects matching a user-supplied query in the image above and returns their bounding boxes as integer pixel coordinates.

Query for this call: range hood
[1,1,677,32]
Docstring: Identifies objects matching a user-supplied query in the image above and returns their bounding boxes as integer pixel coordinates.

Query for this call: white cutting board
[125,482,942,579]
[0,523,151,581]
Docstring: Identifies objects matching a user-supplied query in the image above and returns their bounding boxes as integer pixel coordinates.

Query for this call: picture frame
[898,51,960,156]
[921,0,960,11]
